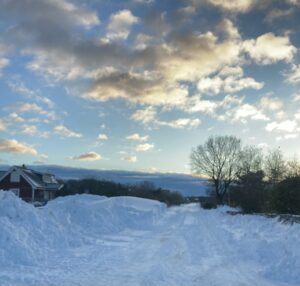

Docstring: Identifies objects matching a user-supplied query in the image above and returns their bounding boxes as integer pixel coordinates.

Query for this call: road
[1,201,298,286]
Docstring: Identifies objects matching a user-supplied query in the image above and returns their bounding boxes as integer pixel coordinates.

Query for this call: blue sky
[1,0,300,173]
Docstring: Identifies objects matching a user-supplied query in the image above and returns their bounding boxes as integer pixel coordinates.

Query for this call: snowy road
[0,193,299,286]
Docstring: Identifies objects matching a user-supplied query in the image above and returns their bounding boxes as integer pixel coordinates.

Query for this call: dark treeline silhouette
[191,136,300,214]
[57,179,184,207]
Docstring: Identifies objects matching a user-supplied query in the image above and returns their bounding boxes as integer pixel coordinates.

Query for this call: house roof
[0,166,63,191]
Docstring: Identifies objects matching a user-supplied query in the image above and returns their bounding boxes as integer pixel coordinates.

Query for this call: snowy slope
[21,165,209,197]
[0,191,300,286]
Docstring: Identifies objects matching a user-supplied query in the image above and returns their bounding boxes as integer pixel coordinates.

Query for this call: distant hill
[0,165,209,197]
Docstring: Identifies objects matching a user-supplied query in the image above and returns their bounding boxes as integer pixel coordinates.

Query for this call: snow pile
[0,191,165,267]
[209,207,300,285]
[218,211,300,284]
[46,195,166,236]
[0,191,48,266]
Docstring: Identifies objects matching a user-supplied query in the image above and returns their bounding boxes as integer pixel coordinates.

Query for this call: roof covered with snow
[0,165,63,190]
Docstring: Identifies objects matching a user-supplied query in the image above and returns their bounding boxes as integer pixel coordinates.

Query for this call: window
[43,175,51,183]
[10,188,20,197]
[10,171,20,183]
[44,191,49,201]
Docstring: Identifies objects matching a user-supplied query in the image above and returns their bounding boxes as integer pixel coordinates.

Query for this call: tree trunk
[216,191,224,205]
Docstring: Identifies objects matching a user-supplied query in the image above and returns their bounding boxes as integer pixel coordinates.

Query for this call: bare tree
[190,135,241,204]
[264,148,286,185]
[238,145,264,178]
[286,156,300,178]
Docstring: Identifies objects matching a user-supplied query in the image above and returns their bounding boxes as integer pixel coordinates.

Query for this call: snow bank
[0,191,166,267]
[207,206,300,285]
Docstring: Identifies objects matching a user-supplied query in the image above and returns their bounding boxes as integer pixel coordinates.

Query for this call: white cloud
[264,8,293,23]
[193,0,259,12]
[34,153,49,164]
[0,44,9,73]
[266,120,297,133]
[38,154,49,162]
[284,133,298,139]
[287,0,300,6]
[258,142,269,149]
[0,58,9,72]
[121,155,137,162]
[135,33,154,50]
[8,81,55,108]
[197,77,223,94]
[185,96,219,114]
[132,0,154,4]
[10,102,57,120]
[13,102,43,113]
[260,96,283,111]
[136,143,154,152]
[295,111,300,120]
[230,104,270,121]
[0,139,38,155]
[126,133,149,141]
[276,133,298,141]
[0,120,6,131]
[275,111,286,120]
[243,33,297,64]
[54,125,82,138]
[223,76,264,93]
[159,118,201,129]
[8,112,25,123]
[197,73,263,95]
[20,124,49,138]
[6,13,244,111]
[221,94,244,109]
[98,133,108,140]
[219,66,244,77]
[107,10,139,40]
[131,106,201,129]
[286,64,300,84]
[83,22,243,107]
[217,19,240,39]
[84,69,189,107]
[50,0,100,28]
[22,125,37,136]
[292,93,300,102]
[131,107,157,124]
[67,151,102,161]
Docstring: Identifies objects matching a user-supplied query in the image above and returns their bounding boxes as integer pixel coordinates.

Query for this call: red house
[0,165,63,204]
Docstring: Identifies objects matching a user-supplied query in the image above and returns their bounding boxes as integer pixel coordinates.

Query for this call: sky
[0,0,300,173]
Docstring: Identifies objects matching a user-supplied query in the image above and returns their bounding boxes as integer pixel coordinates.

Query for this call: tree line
[191,135,300,214]
[58,179,184,207]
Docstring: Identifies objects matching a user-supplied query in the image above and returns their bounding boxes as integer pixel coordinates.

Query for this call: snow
[0,191,300,286]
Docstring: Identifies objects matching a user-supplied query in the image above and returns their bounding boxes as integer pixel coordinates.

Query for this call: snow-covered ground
[0,191,299,286]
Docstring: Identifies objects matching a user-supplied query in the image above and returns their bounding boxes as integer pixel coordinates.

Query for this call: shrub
[230,171,267,213]
[270,177,300,214]
[200,201,217,209]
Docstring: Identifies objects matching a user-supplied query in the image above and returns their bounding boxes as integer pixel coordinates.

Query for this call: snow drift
[0,191,165,267]
[0,190,299,286]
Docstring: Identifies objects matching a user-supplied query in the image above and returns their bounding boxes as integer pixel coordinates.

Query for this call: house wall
[0,174,33,202]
